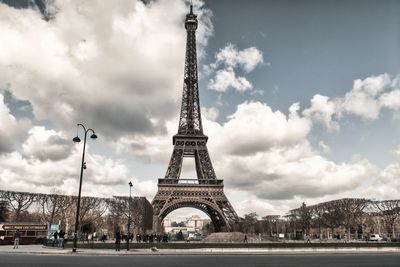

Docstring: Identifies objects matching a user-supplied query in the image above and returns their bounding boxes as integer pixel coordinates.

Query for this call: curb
[1,247,400,256]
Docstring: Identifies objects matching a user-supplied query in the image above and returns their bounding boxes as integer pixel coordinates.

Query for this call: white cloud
[215,43,263,72]
[201,107,219,121]
[0,129,130,197]
[394,145,400,159]
[0,0,213,198]
[113,117,177,163]
[203,101,374,201]
[207,43,263,93]
[22,126,72,161]
[208,67,252,92]
[304,73,400,130]
[338,74,391,120]
[235,198,280,217]
[209,102,311,156]
[303,94,339,130]
[318,141,331,154]
[379,89,400,110]
[0,93,31,154]
[364,162,400,201]
[132,179,157,200]
[191,0,214,58]
[0,0,213,140]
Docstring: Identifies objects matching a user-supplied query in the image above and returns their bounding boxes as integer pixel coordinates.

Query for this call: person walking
[115,231,121,251]
[13,229,21,249]
[52,231,58,247]
[58,230,65,248]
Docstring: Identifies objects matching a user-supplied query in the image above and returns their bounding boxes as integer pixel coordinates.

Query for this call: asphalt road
[1,253,399,267]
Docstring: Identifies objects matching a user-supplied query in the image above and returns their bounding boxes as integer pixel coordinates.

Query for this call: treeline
[0,189,153,237]
[239,198,400,240]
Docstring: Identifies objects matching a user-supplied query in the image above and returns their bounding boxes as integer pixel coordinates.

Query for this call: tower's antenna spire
[190,3,193,14]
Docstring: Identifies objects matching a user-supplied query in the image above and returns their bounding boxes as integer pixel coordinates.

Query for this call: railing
[158,178,223,186]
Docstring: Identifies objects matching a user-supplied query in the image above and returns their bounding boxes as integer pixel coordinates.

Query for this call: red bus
[0,223,47,245]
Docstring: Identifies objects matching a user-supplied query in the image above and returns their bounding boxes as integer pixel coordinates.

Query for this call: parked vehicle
[0,223,47,245]
[369,234,382,241]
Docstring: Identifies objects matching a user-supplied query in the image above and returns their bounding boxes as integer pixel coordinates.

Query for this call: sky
[0,0,399,221]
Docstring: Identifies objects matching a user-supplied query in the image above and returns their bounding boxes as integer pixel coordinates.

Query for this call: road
[1,253,399,267]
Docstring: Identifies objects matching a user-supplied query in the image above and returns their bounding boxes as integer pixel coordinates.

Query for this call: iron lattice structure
[152,6,239,232]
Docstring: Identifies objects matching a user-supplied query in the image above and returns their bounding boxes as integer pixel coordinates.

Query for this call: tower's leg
[153,216,162,234]
[196,149,217,180]
[165,148,184,179]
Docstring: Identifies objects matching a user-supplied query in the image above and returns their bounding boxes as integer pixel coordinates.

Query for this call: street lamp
[127,181,133,251]
[72,123,97,253]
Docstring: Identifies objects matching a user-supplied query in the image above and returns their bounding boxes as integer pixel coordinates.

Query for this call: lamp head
[90,133,98,139]
[73,136,81,143]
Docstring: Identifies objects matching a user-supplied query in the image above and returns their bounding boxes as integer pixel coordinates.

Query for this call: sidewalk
[0,245,400,256]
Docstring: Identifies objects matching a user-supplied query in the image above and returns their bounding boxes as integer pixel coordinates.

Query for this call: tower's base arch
[158,200,228,232]
[152,179,238,233]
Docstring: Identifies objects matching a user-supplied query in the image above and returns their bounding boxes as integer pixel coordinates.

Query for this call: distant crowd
[114,232,169,251]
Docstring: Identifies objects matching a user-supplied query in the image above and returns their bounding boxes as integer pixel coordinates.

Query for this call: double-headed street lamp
[72,123,97,253]
[127,181,133,251]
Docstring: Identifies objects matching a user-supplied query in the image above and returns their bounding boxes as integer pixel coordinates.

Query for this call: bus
[0,223,47,245]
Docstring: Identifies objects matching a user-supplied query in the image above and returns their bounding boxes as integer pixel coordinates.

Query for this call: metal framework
[152,6,239,232]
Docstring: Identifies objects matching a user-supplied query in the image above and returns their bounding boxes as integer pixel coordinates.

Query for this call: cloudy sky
[0,0,399,220]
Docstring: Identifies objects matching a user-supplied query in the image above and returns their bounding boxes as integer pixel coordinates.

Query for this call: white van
[369,234,382,241]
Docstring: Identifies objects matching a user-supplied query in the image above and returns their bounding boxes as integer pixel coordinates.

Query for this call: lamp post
[127,181,133,251]
[72,123,97,253]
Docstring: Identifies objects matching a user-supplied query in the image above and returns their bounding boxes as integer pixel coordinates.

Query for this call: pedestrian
[85,232,89,244]
[244,234,248,243]
[52,231,58,247]
[13,229,21,249]
[58,230,65,248]
[115,231,121,251]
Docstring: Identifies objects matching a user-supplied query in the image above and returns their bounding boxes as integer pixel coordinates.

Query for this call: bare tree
[78,196,108,229]
[0,190,152,237]
[261,215,280,237]
[0,190,37,221]
[310,205,325,239]
[61,196,76,234]
[131,197,152,233]
[320,200,345,238]
[240,212,258,233]
[107,196,150,234]
[107,196,129,218]
[0,200,8,222]
[296,198,370,240]
[339,198,371,240]
[289,202,312,238]
[373,200,400,239]
[299,202,312,236]
[37,189,72,225]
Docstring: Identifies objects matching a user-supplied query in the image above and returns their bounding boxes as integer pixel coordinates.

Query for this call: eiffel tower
[152,6,239,232]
